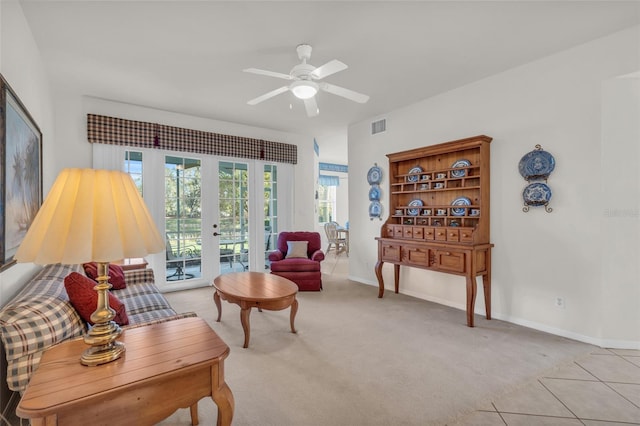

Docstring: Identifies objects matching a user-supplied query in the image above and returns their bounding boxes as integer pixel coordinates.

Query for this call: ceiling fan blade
[310,60,348,80]
[247,86,289,105]
[304,97,319,117]
[320,82,370,103]
[243,68,292,80]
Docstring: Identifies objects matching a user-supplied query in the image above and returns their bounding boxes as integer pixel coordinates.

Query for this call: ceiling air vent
[371,119,386,135]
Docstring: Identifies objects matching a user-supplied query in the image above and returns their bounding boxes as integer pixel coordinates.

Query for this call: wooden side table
[17,317,234,426]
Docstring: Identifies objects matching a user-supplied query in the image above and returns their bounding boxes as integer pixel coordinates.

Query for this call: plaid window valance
[87,114,297,164]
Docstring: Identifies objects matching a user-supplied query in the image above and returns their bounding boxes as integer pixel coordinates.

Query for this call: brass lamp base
[81,261,126,366]
[81,320,125,366]
[81,340,125,366]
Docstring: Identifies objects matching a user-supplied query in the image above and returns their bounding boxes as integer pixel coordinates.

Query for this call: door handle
[213,232,221,237]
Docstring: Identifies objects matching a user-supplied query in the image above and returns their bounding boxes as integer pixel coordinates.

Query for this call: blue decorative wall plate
[369,201,382,219]
[369,185,381,201]
[367,165,382,185]
[523,183,552,206]
[519,149,555,181]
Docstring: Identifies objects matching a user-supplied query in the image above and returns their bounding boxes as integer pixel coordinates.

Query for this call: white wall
[348,26,640,348]
[600,73,640,345]
[0,1,53,306]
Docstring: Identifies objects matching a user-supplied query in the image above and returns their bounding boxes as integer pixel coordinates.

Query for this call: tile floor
[453,348,640,425]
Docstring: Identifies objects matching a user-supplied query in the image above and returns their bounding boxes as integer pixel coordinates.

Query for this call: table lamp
[15,168,164,366]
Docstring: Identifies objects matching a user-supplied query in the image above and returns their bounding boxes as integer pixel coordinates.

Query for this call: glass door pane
[123,151,143,196]
[264,164,278,269]
[218,161,249,273]
[165,156,202,282]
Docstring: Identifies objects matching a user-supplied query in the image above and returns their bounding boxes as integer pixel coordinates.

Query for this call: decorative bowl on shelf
[450,196,472,216]
[407,166,423,182]
[407,199,423,216]
[450,159,471,178]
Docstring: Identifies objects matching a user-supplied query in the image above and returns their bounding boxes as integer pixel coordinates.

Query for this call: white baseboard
[349,275,640,350]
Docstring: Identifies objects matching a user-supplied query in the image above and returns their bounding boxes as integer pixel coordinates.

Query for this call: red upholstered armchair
[268,231,325,291]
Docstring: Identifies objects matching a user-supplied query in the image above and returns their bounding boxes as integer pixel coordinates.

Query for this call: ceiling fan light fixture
[290,80,318,100]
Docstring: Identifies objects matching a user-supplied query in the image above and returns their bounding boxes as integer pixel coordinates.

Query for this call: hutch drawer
[434,250,466,273]
[380,242,401,262]
[404,245,430,266]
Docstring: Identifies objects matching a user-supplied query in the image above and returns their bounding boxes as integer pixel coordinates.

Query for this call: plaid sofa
[0,263,196,393]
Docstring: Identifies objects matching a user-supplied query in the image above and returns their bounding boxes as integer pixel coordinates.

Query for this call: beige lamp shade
[15,168,164,265]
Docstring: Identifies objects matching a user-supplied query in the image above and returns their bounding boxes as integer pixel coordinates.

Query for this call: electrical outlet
[555,297,565,309]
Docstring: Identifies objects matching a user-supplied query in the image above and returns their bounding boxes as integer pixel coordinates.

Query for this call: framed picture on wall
[0,74,43,271]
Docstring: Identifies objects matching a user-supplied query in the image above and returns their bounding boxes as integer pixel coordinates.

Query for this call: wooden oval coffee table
[213,272,298,348]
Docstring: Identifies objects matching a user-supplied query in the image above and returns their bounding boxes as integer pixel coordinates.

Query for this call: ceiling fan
[244,44,369,117]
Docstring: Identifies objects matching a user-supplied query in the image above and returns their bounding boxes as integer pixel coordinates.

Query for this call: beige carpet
[159,262,594,426]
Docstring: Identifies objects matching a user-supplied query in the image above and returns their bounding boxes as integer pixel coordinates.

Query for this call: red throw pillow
[64,272,129,326]
[83,262,126,290]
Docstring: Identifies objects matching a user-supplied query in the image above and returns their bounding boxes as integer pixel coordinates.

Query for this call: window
[123,151,143,195]
[317,184,336,223]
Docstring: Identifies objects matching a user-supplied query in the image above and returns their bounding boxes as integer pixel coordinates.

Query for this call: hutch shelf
[374,135,494,327]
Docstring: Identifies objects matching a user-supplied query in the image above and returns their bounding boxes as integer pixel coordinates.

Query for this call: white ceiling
[20,1,640,162]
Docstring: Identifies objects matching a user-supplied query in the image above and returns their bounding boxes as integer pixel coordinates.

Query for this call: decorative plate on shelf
[407,166,423,182]
[368,184,381,201]
[518,148,555,181]
[450,196,471,216]
[367,164,382,185]
[523,183,552,206]
[450,159,471,178]
[369,201,382,219]
[407,199,424,216]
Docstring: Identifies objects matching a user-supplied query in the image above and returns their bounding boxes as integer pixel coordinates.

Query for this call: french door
[215,161,281,275]
[164,156,202,282]
[93,144,291,291]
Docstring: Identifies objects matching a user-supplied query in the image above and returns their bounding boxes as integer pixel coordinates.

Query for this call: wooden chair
[324,221,347,256]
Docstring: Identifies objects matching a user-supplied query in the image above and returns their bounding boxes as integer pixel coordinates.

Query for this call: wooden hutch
[374,135,493,327]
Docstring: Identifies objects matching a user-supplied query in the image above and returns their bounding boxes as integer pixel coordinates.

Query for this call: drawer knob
[437,232,443,236]
[462,233,468,237]
[445,251,451,256]
[450,233,455,237]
